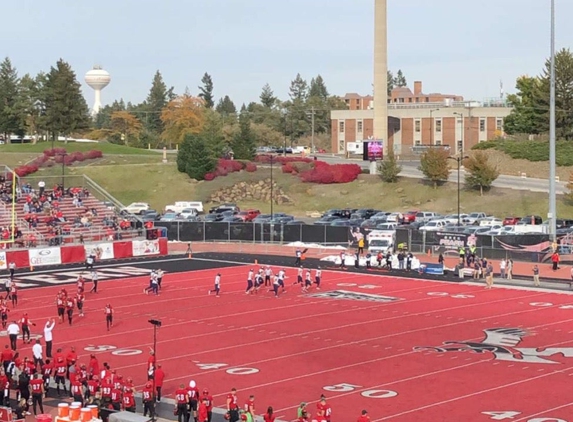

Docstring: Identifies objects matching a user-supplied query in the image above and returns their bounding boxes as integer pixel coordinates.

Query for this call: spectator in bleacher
[38,180,45,197]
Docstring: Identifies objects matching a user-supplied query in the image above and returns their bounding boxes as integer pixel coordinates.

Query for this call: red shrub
[300,162,361,184]
[43,149,55,157]
[218,159,243,173]
[245,163,257,172]
[54,155,64,164]
[282,163,294,174]
[254,154,312,165]
[204,173,216,181]
[85,150,103,159]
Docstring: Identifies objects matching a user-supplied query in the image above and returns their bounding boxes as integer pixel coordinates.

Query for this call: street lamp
[429,108,440,145]
[453,112,464,154]
[148,319,161,422]
[269,155,274,220]
[281,109,288,157]
[448,154,469,226]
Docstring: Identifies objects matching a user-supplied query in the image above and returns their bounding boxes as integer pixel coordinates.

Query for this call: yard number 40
[323,383,397,399]
[482,411,567,421]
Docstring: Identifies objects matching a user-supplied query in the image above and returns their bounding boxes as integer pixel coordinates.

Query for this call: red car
[503,217,521,226]
[237,209,261,222]
[404,211,418,223]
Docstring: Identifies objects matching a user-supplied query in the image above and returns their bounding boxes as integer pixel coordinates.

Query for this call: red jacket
[198,403,208,422]
[357,416,370,422]
[154,368,165,387]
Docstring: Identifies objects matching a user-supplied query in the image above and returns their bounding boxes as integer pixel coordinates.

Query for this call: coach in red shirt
[154,364,165,401]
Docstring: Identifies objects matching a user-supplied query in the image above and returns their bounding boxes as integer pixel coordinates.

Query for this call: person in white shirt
[38,180,45,196]
[7,321,19,351]
[43,319,55,358]
[32,339,43,366]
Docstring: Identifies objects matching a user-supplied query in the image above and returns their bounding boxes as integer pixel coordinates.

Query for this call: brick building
[332,81,512,155]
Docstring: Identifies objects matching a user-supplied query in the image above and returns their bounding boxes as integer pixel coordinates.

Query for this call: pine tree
[387,70,395,95]
[201,108,226,159]
[44,59,90,138]
[260,83,276,108]
[230,111,256,160]
[418,148,450,189]
[145,70,169,134]
[464,151,500,196]
[14,73,42,139]
[289,73,308,102]
[215,95,237,116]
[177,133,216,180]
[309,75,329,100]
[198,72,214,109]
[378,148,402,183]
[394,69,407,87]
[0,57,23,140]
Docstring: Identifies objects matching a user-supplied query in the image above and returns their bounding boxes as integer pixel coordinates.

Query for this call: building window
[480,119,486,132]
[339,121,345,133]
[415,120,421,133]
[425,97,430,102]
[457,140,463,153]
[496,119,503,131]
[408,98,412,103]
[435,119,442,133]
[415,140,421,146]
[435,140,442,146]
[357,121,363,133]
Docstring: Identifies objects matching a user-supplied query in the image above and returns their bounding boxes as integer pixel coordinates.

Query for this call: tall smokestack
[373,0,388,151]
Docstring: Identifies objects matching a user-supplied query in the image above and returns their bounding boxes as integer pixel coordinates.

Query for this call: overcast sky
[2,0,571,109]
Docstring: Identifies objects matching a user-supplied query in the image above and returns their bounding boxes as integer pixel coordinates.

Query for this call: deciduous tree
[504,76,542,135]
[110,111,142,145]
[418,148,450,189]
[160,94,205,146]
[464,151,500,196]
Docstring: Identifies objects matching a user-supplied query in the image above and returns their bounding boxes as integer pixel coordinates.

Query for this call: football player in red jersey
[263,406,275,422]
[86,375,100,400]
[101,377,113,407]
[70,376,83,405]
[244,395,255,421]
[187,380,200,422]
[10,284,18,307]
[54,358,67,396]
[198,397,209,422]
[56,293,65,324]
[76,293,85,317]
[319,397,331,422]
[29,373,44,415]
[0,369,8,406]
[356,410,370,422]
[123,388,136,412]
[0,302,9,329]
[111,384,122,411]
[226,388,239,422]
[66,297,74,326]
[41,359,53,398]
[20,313,35,344]
[201,389,213,422]
[154,364,165,401]
[76,274,85,295]
[142,382,155,418]
[175,384,188,422]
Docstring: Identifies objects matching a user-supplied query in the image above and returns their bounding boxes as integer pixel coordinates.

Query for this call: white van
[367,230,395,254]
[165,201,204,214]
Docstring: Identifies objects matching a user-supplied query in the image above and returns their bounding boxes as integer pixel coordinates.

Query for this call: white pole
[549,0,557,241]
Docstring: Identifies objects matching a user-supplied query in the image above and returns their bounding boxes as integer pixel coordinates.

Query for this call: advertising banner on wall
[29,247,62,266]
[84,243,115,260]
[0,251,6,270]
[132,239,161,257]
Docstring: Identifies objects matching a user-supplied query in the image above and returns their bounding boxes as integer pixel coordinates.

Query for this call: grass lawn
[0,141,160,155]
[64,162,573,219]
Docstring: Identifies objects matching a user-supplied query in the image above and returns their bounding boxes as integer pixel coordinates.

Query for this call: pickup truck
[165,201,204,214]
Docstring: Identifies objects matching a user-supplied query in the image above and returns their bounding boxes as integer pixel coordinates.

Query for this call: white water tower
[85,65,111,116]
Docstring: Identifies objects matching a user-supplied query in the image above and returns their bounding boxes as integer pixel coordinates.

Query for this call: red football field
[9,264,573,421]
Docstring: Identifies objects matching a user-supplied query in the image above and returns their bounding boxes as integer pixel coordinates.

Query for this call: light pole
[282,109,288,156]
[448,154,469,226]
[270,155,274,219]
[549,0,557,241]
[429,108,440,145]
[57,152,68,191]
[453,112,464,153]
[148,319,161,422]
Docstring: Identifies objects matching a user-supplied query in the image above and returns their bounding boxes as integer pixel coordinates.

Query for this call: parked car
[221,216,244,223]
[360,218,386,230]
[415,212,441,224]
[286,220,306,225]
[478,217,503,227]
[237,209,261,222]
[315,216,339,225]
[330,219,351,227]
[403,210,419,223]
[518,215,543,225]
[204,213,224,222]
[375,222,398,231]
[253,214,272,224]
[122,202,150,215]
[142,212,160,222]
[209,204,240,214]
[556,219,573,229]
[159,212,178,222]
[465,212,487,225]
[419,220,448,231]
[351,209,380,220]
[502,216,522,226]
[179,208,198,219]
[165,201,204,214]
[442,214,469,225]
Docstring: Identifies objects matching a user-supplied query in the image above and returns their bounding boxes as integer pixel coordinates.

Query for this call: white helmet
[189,380,196,388]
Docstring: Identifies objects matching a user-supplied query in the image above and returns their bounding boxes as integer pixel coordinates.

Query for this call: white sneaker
[208,290,211,295]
